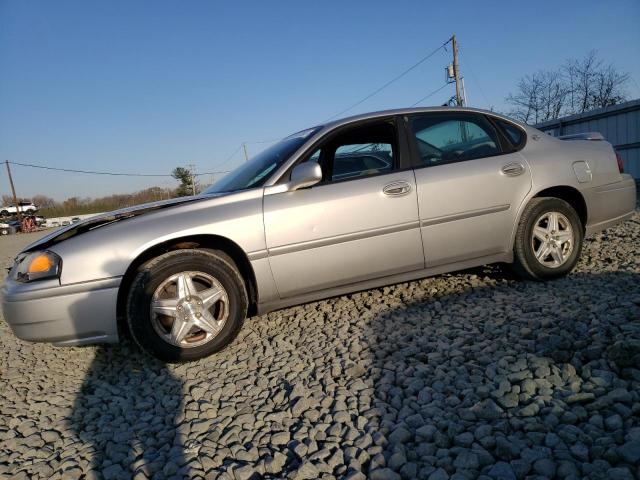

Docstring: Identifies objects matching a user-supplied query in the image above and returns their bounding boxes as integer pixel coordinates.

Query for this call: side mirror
[288,162,322,191]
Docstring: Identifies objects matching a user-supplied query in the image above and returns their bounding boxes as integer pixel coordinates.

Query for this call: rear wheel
[126,249,247,362]
[513,197,583,280]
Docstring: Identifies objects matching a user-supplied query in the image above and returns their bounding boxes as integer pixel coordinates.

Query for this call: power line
[458,48,491,108]
[6,161,229,177]
[325,38,451,121]
[215,144,244,170]
[410,82,451,107]
[8,161,172,177]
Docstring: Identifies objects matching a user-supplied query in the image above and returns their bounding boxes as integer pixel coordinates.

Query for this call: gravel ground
[1,205,639,480]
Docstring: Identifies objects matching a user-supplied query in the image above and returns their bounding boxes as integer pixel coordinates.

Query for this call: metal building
[536,98,640,179]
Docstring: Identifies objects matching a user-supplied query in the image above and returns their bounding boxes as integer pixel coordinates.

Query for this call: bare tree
[506,72,545,123]
[506,51,630,122]
[539,70,568,121]
[592,64,629,108]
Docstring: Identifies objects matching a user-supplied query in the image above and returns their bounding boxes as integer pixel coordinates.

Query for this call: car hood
[23,194,222,252]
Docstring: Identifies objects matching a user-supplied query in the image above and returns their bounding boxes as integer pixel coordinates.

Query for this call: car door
[263,118,425,298]
[406,112,532,267]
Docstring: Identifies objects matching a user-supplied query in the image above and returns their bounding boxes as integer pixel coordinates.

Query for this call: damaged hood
[23,195,218,252]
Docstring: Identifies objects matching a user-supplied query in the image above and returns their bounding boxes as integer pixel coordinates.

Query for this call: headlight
[14,251,62,282]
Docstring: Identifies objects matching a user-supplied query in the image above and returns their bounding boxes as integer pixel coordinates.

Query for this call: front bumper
[1,276,121,346]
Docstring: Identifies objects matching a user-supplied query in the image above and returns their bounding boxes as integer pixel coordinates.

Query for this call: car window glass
[411,114,501,166]
[332,144,393,181]
[496,119,525,146]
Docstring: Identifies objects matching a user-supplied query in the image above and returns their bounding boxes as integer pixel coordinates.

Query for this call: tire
[513,197,583,280]
[0,210,8,217]
[126,249,248,362]
[0,228,8,235]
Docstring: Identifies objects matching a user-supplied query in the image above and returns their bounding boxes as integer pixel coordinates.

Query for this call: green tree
[172,167,194,197]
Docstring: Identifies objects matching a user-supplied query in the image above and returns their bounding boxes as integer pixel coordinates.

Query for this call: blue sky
[1,0,639,200]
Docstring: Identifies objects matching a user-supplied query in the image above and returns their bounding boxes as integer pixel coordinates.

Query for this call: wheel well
[533,186,587,229]
[116,235,259,335]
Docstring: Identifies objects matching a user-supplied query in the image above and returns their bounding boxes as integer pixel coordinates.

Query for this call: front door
[263,118,425,298]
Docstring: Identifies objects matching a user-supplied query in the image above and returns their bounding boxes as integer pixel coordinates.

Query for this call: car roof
[320,106,527,131]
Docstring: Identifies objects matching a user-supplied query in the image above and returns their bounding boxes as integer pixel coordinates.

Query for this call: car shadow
[68,341,185,479]
[58,267,639,479]
[362,269,640,478]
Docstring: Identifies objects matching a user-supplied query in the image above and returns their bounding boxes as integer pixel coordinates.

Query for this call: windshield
[204,127,321,194]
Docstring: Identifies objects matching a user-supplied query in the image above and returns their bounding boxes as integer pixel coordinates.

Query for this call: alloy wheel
[530,211,574,268]
[150,271,229,348]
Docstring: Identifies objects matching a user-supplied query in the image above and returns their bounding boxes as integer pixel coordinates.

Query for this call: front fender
[51,189,266,285]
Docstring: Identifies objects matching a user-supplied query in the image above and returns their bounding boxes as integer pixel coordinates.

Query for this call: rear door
[406,112,532,267]
[263,118,425,298]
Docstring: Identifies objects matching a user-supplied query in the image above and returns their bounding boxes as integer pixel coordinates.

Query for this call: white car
[0,201,38,216]
[0,222,16,235]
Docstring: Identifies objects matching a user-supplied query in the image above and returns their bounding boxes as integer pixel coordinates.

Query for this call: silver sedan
[1,107,636,361]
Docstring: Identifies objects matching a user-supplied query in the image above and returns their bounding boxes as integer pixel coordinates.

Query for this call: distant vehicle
[1,107,636,362]
[71,217,81,223]
[34,216,46,226]
[61,220,71,226]
[50,222,60,228]
[0,222,14,235]
[1,220,20,235]
[0,201,38,217]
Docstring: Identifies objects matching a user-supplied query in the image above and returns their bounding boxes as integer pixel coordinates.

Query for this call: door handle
[501,162,525,176]
[383,181,412,196]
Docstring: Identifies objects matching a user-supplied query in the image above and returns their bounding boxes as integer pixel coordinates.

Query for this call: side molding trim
[420,204,510,227]
[267,220,420,257]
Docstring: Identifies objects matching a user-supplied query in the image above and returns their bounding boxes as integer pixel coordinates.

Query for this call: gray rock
[605,414,624,431]
[453,450,479,470]
[416,425,438,441]
[470,399,504,420]
[565,392,595,404]
[291,396,308,417]
[607,340,640,368]
[617,440,640,464]
[427,468,449,480]
[606,467,635,480]
[102,464,126,480]
[389,426,412,444]
[234,465,255,480]
[271,431,290,445]
[388,451,406,470]
[370,468,402,480]
[532,458,556,477]
[487,462,516,480]
[294,461,319,480]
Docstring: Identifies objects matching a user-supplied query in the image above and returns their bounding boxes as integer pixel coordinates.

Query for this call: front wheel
[513,197,583,280]
[126,249,248,362]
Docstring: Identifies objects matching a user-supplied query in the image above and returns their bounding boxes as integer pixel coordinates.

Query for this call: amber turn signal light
[27,254,55,273]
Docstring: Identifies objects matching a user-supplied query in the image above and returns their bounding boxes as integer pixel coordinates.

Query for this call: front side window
[304,121,396,183]
[410,114,501,166]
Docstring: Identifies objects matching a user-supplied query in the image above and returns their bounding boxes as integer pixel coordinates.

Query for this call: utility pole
[242,143,249,162]
[451,35,463,106]
[4,160,23,224]
[187,163,197,195]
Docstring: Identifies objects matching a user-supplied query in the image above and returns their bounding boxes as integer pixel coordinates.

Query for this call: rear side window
[495,119,526,149]
[410,113,501,166]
